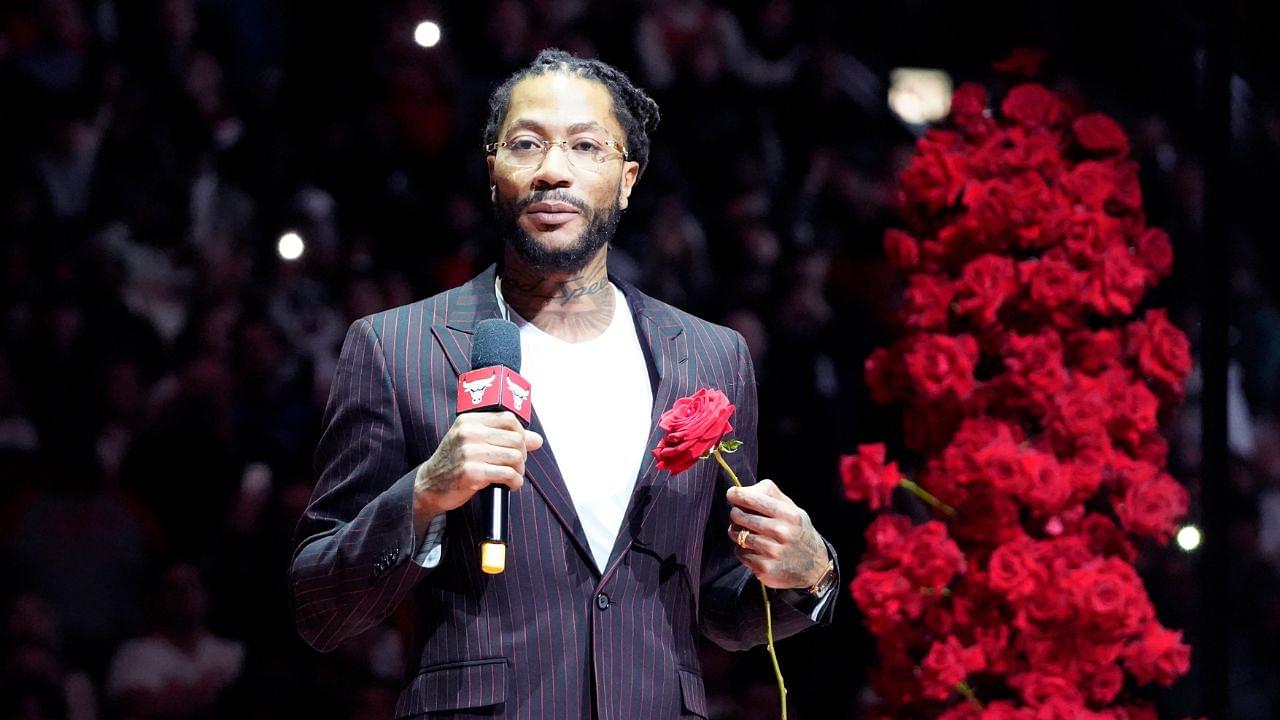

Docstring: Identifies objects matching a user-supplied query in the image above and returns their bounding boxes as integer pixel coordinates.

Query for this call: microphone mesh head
[471,318,522,371]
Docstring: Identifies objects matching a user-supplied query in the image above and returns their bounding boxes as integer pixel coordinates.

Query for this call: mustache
[513,190,590,214]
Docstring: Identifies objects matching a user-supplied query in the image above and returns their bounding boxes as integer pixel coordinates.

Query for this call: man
[291,49,838,720]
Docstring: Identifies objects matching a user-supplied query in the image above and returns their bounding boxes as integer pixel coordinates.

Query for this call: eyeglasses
[485,136,629,173]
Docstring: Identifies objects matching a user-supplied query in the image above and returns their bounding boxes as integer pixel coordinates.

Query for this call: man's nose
[531,143,574,189]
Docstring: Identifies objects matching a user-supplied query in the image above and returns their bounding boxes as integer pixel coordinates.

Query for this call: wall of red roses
[1,1,1279,718]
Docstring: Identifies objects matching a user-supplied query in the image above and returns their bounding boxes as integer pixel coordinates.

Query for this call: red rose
[999,331,1069,414]
[899,130,968,216]
[1001,83,1069,130]
[1020,256,1085,327]
[1115,472,1188,542]
[902,333,980,403]
[1083,245,1149,317]
[1135,227,1173,279]
[903,274,955,332]
[993,47,1047,78]
[954,254,1018,327]
[1045,375,1111,454]
[1073,112,1131,157]
[902,520,966,589]
[1019,449,1071,515]
[1106,372,1159,450]
[1126,309,1191,398]
[1067,558,1152,635]
[1061,160,1118,209]
[987,538,1042,603]
[1052,207,1125,264]
[1066,328,1123,375]
[1083,662,1126,705]
[840,443,901,510]
[850,568,923,634]
[920,636,986,700]
[863,513,913,565]
[1080,513,1137,563]
[1008,672,1083,708]
[651,388,735,474]
[865,343,906,399]
[950,82,995,138]
[1122,622,1191,686]
[1107,161,1144,218]
[883,228,921,271]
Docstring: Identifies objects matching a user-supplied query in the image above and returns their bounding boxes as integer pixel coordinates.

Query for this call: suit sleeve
[698,331,839,651]
[290,317,432,652]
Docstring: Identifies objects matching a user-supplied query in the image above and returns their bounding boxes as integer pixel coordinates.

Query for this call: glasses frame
[484,136,630,172]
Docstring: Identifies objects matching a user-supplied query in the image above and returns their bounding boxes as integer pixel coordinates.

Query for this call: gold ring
[736,528,750,548]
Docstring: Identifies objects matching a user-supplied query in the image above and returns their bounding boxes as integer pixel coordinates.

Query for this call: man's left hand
[725,479,828,590]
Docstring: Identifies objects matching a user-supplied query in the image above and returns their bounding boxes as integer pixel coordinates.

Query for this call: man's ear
[618,160,640,211]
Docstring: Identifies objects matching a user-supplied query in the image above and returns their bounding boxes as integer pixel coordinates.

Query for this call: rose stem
[712,445,788,720]
[899,477,957,518]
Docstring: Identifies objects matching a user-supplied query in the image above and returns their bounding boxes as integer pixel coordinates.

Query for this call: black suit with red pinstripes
[290,265,836,719]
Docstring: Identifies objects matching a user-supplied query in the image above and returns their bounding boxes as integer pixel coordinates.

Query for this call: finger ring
[736,528,750,548]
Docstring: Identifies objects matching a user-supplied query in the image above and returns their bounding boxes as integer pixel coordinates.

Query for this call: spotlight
[278,231,305,261]
[1175,524,1202,552]
[888,68,953,126]
[414,20,442,48]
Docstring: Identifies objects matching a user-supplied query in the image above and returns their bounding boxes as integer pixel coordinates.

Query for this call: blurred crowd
[1,0,1279,718]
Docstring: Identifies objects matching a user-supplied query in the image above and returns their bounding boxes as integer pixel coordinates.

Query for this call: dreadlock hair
[483,49,661,178]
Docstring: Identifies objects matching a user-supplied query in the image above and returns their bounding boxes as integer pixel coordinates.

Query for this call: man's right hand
[413,411,544,525]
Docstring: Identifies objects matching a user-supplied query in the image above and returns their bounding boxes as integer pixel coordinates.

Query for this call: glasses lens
[499,139,619,173]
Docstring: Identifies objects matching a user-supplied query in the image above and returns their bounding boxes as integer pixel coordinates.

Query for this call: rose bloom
[651,388,734,474]
[920,636,986,700]
[1083,245,1150,317]
[862,513,913,567]
[1073,112,1131,157]
[1115,472,1188,542]
[901,520,966,589]
[1001,83,1069,129]
[1020,255,1085,328]
[1122,621,1191,686]
[1104,372,1159,451]
[954,254,1018,327]
[864,346,902,405]
[901,333,980,403]
[1061,160,1118,210]
[1126,309,1192,399]
[1066,558,1153,636]
[1065,328,1123,375]
[1083,662,1126,705]
[1000,331,1069,412]
[899,130,968,216]
[950,81,996,139]
[850,567,923,634]
[840,443,900,510]
[1135,227,1173,279]
[1008,671,1084,709]
[987,537,1042,603]
[883,228,921,271]
[903,274,955,332]
[1052,207,1125,266]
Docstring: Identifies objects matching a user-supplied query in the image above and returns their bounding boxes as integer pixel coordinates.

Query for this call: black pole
[1198,11,1231,720]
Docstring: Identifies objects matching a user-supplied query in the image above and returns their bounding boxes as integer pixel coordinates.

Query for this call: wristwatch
[807,557,837,596]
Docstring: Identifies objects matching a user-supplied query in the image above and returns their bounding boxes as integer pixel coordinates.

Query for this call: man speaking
[290,49,838,719]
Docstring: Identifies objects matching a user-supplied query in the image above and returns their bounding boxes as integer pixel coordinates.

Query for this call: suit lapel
[431,265,597,573]
[601,281,690,580]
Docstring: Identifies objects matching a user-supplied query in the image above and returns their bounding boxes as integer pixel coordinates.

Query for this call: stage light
[888,68,953,126]
[278,231,305,261]
[1176,524,1202,552]
[414,20,441,48]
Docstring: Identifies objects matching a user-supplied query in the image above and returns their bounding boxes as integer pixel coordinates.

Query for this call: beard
[495,188,622,273]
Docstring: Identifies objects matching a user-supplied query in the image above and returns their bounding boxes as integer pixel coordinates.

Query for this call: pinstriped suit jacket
[290,265,836,719]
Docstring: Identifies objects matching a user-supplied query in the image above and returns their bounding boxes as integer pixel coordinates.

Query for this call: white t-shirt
[510,285,653,571]
[106,632,244,697]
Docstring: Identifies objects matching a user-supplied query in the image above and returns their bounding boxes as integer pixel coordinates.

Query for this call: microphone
[458,318,532,574]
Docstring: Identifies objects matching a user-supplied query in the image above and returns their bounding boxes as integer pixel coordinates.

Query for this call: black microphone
[458,318,532,574]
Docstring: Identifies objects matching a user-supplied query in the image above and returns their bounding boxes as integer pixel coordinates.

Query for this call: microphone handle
[480,485,509,574]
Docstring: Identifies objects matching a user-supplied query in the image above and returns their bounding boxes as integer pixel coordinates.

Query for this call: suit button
[596,593,610,611]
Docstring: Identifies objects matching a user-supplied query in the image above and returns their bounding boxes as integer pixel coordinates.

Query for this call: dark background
[2,0,1278,718]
